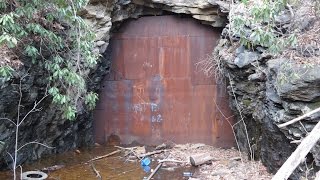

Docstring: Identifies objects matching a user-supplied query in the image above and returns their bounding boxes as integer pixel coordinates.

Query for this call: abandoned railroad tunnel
[1,0,320,179]
[93,15,235,147]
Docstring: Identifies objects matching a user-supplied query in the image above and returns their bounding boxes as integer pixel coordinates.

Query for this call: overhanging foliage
[0,0,98,120]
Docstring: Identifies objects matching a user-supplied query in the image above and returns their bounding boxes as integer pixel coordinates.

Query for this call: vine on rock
[0,0,98,120]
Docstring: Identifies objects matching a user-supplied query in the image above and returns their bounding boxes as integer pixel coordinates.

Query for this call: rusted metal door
[94,16,234,147]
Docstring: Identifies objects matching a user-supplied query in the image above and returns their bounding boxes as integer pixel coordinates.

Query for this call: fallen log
[87,150,121,163]
[189,153,216,166]
[272,120,320,180]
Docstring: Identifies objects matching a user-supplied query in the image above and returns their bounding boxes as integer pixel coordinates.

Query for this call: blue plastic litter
[140,157,151,173]
[141,157,151,166]
[142,165,151,173]
[183,172,193,177]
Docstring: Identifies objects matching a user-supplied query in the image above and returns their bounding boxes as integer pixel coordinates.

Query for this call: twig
[146,163,162,180]
[115,146,142,160]
[228,73,254,161]
[114,146,138,150]
[138,150,165,159]
[213,98,243,163]
[278,107,320,128]
[18,165,22,180]
[158,159,186,163]
[18,92,48,126]
[6,152,14,168]
[290,139,302,144]
[131,149,142,160]
[89,162,102,180]
[0,118,17,126]
[17,141,54,152]
[87,150,121,162]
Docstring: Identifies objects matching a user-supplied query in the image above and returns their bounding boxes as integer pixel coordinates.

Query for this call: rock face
[0,62,94,169]
[215,37,320,178]
[0,0,229,170]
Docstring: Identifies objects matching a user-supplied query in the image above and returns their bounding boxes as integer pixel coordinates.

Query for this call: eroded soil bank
[0,144,271,180]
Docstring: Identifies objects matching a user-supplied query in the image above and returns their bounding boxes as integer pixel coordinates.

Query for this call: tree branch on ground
[278,107,320,128]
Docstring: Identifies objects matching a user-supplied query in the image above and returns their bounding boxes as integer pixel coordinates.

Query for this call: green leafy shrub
[229,0,297,53]
[0,0,99,120]
[0,65,14,80]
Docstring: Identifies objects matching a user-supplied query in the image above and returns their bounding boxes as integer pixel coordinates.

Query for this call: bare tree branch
[0,118,17,126]
[18,91,48,126]
[89,162,102,180]
[9,74,49,180]
[17,141,54,152]
[278,107,320,128]
[6,152,14,166]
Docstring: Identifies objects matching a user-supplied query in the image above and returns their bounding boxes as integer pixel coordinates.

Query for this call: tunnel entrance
[94,15,234,147]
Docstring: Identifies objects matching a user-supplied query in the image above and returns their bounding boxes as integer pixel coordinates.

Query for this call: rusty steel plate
[94,15,235,147]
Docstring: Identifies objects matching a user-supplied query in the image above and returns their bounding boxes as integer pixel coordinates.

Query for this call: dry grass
[195,52,225,84]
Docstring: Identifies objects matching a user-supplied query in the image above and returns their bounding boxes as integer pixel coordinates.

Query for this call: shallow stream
[0,145,195,180]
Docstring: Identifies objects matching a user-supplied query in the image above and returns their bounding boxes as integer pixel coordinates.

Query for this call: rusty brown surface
[94,15,234,147]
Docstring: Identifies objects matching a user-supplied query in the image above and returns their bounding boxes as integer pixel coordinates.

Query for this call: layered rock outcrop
[212,1,320,177]
[216,33,320,179]
[0,61,94,169]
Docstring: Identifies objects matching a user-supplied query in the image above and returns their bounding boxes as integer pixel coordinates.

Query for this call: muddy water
[0,146,195,180]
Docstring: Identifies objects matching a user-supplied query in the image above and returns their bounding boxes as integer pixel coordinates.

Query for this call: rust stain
[94,15,234,147]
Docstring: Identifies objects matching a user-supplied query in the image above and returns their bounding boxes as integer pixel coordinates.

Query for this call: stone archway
[93,15,234,147]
